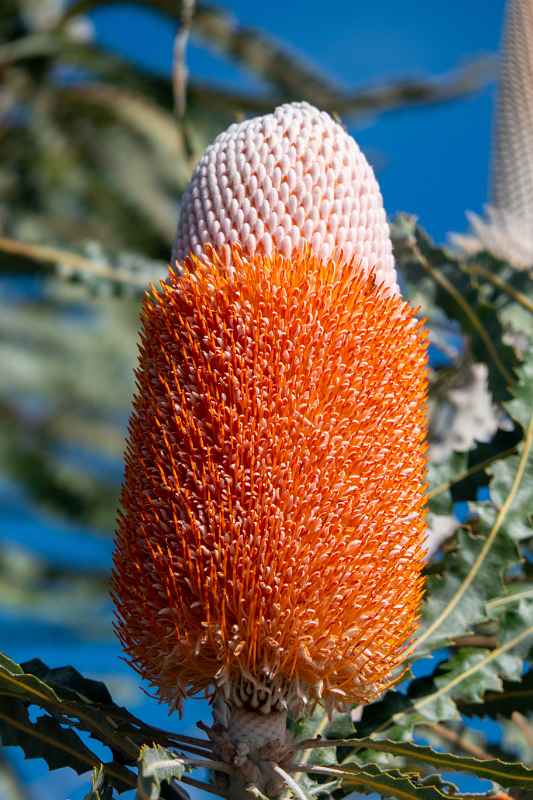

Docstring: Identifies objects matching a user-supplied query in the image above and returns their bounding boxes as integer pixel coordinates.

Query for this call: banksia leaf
[0,697,131,792]
[113,240,428,715]
[300,739,533,791]
[136,745,185,800]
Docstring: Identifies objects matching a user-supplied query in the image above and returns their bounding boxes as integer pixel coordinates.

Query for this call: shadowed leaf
[0,696,133,793]
[299,737,533,788]
[302,762,488,800]
[393,216,520,403]
[460,671,533,718]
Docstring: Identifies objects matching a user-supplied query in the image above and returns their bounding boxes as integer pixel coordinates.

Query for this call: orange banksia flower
[113,241,428,715]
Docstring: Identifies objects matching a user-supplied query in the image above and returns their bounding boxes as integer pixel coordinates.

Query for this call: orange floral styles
[113,245,428,716]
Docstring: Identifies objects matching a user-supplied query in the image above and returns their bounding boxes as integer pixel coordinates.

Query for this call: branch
[3,29,494,120]
[420,722,492,761]
[57,0,338,100]
[0,235,158,291]
[173,0,196,118]
[450,634,498,649]
[427,446,518,500]
[511,712,533,750]
[148,55,500,119]
[466,263,533,312]
[332,57,496,116]
[179,775,229,797]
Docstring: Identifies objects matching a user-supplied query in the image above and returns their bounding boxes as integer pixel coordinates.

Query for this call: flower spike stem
[205,698,293,799]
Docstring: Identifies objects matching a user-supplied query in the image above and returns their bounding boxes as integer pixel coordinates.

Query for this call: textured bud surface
[452,0,533,267]
[173,102,398,291]
[113,245,428,715]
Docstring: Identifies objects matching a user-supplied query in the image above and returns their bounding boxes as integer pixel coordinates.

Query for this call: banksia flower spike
[113,103,428,788]
[453,0,533,268]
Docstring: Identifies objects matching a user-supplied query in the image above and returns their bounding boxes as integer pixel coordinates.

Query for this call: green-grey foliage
[136,746,185,800]
[459,670,533,719]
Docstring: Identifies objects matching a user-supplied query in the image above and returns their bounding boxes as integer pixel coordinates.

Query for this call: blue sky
[90,0,506,242]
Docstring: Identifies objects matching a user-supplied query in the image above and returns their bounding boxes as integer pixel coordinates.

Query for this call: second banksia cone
[113,103,428,790]
[452,0,533,267]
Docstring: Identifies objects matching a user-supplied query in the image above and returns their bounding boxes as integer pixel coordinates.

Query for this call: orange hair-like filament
[113,245,428,712]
